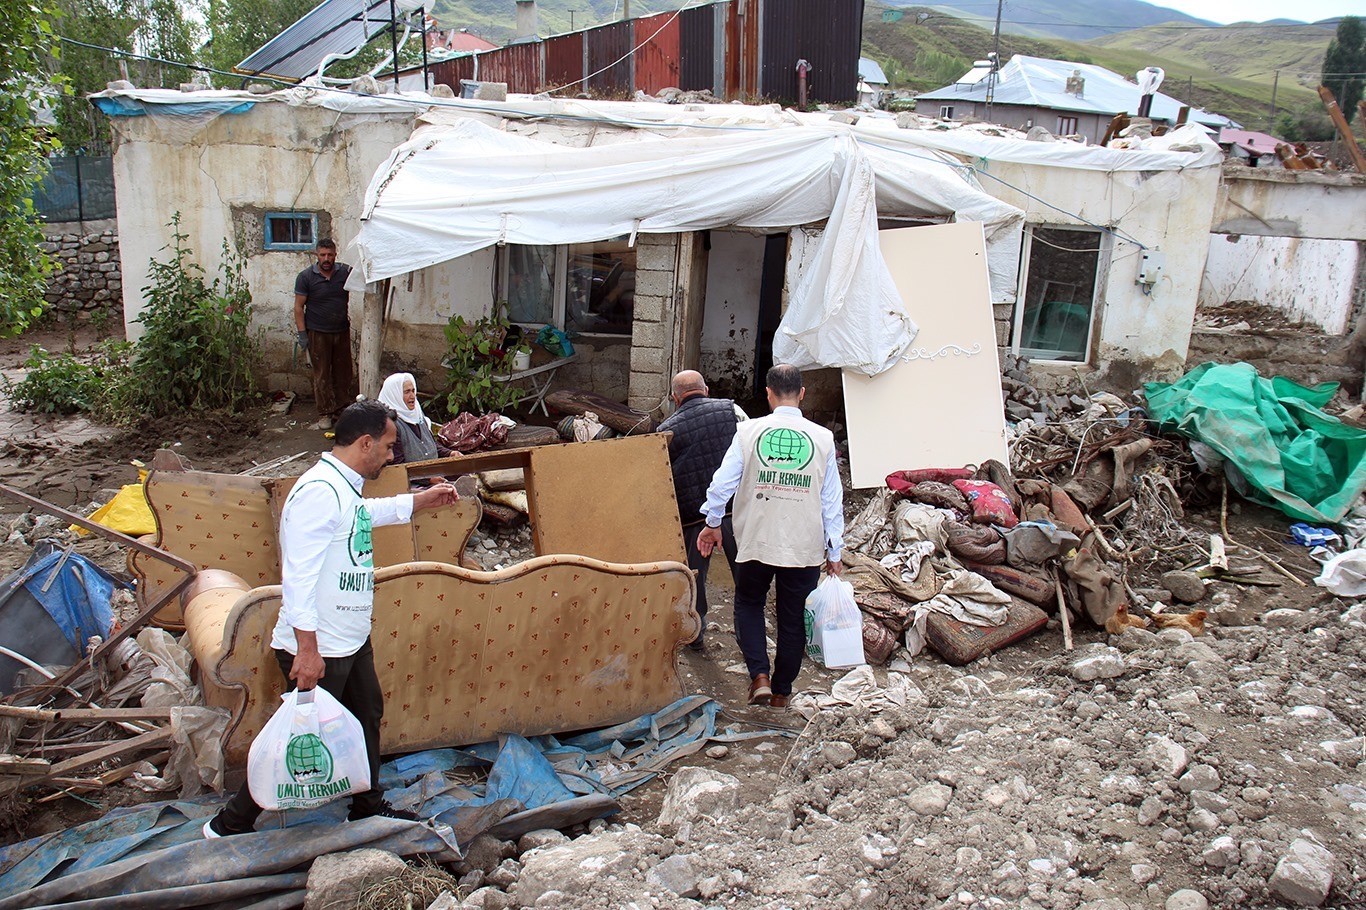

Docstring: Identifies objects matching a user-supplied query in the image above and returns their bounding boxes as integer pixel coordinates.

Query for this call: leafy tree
[51,0,140,151]
[203,0,315,84]
[913,49,969,88]
[1322,15,1364,124]
[0,0,63,336]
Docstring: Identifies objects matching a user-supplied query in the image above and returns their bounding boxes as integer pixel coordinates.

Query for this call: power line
[64,32,1186,258]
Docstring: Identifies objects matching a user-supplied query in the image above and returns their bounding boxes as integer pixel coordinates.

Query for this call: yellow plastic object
[72,471,155,537]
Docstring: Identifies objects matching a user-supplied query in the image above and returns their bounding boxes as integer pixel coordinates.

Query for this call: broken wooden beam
[0,727,172,794]
[1318,85,1366,173]
[0,705,174,724]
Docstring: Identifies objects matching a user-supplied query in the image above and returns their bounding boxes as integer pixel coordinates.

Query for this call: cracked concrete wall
[980,161,1222,377]
[110,102,426,390]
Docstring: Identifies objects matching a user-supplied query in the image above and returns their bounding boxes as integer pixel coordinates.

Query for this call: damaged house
[101,84,1254,423]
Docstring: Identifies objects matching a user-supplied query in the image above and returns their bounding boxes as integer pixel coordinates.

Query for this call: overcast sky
[1144,0,1355,24]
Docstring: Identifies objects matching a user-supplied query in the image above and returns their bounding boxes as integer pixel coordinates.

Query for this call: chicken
[1150,610,1207,637]
[1104,605,1150,635]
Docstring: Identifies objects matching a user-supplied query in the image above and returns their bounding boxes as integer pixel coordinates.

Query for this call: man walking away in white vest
[697,364,844,708]
[205,400,460,837]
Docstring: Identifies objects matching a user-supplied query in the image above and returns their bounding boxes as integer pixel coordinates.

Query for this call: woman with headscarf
[377,373,451,464]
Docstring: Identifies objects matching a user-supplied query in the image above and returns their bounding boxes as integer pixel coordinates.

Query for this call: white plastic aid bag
[247,687,371,810]
[803,576,866,669]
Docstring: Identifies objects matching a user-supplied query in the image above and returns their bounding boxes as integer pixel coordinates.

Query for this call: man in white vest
[205,400,460,837]
[698,364,844,708]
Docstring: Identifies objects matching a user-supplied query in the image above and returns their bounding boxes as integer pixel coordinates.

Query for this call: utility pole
[985,0,1003,121]
[1269,69,1280,132]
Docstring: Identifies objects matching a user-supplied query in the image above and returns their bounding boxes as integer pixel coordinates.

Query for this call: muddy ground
[0,325,1362,909]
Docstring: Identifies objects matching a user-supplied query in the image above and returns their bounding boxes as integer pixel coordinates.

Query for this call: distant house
[915,54,1237,144]
[858,57,889,107]
[1217,128,1283,167]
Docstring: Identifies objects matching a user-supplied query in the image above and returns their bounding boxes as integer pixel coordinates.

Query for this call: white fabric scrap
[893,501,955,549]
[904,568,1012,656]
[1315,548,1366,597]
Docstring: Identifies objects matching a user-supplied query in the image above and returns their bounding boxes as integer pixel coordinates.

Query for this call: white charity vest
[270,458,377,657]
[732,411,834,567]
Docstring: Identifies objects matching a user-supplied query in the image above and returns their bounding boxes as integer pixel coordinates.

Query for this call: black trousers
[732,561,821,696]
[682,517,738,630]
[218,639,385,831]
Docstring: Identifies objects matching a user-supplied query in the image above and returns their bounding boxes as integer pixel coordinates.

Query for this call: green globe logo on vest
[755,427,815,490]
[338,505,375,594]
[278,732,352,803]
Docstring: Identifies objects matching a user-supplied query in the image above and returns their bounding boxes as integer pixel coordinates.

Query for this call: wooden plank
[0,755,51,775]
[0,728,172,793]
[842,222,1009,488]
[0,705,174,723]
[527,435,687,564]
[1318,85,1366,173]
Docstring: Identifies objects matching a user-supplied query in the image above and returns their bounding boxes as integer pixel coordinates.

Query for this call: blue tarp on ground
[0,695,779,908]
[0,543,122,693]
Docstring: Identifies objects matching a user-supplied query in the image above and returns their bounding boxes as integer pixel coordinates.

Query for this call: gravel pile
[422,594,1365,910]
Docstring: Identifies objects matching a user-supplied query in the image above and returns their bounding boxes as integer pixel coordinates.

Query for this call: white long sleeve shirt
[701,406,844,563]
[271,453,414,657]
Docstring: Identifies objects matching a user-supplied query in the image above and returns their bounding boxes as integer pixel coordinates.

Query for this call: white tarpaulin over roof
[355,117,1025,376]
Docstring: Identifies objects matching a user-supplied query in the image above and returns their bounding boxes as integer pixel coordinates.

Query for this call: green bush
[8,342,128,415]
[121,215,261,416]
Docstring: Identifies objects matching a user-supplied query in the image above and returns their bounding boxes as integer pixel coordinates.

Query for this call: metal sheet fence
[424,0,854,103]
[33,156,116,223]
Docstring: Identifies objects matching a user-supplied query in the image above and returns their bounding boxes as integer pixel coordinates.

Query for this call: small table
[493,354,579,417]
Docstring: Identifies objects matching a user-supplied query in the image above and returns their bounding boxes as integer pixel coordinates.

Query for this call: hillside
[862,4,1331,130]
[895,0,1214,41]
[1086,19,1335,108]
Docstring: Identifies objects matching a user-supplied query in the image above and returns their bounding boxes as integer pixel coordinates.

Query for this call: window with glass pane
[1018,227,1101,363]
[507,245,556,325]
[565,239,635,336]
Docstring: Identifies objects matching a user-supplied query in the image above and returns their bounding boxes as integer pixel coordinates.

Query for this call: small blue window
[264,212,317,251]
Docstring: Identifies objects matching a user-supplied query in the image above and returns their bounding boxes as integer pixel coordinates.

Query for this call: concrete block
[631,321,665,349]
[629,347,665,374]
[634,269,676,299]
[632,295,664,323]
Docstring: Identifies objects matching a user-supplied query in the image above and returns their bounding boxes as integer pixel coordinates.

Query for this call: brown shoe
[748,674,772,705]
[769,694,791,708]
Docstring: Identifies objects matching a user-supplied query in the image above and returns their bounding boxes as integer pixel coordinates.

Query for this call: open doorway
[697,231,789,412]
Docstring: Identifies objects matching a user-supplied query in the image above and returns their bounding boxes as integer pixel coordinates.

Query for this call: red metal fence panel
[429,55,475,94]
[477,42,543,94]
[544,32,584,93]
[633,12,681,95]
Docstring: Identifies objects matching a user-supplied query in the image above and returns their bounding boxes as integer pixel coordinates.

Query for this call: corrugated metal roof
[858,57,887,85]
[916,55,1236,128]
[1218,128,1282,153]
[237,0,420,82]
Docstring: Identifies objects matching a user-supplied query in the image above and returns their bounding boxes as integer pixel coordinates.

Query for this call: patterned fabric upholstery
[186,557,698,767]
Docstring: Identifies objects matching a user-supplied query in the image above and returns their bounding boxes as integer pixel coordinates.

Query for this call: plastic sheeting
[0,696,780,908]
[355,118,1023,375]
[1145,362,1366,523]
[0,542,120,691]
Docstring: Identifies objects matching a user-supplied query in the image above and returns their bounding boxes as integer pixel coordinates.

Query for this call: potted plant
[441,301,532,415]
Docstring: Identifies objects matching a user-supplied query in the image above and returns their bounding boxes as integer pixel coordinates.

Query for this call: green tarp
[1145,362,1366,524]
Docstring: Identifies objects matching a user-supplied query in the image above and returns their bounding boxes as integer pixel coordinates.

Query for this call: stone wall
[628,234,681,412]
[41,220,121,318]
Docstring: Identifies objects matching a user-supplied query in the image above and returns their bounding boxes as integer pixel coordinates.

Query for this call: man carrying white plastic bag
[698,364,845,709]
[205,401,461,837]
[249,687,371,810]
[804,576,866,669]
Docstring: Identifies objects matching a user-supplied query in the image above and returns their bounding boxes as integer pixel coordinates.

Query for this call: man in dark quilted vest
[658,370,743,652]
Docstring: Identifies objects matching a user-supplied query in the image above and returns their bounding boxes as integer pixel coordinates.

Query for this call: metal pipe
[389,0,401,89]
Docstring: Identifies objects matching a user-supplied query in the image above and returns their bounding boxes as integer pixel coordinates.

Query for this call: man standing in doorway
[296,238,355,431]
[205,400,460,837]
[658,370,742,653]
[698,364,843,708]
